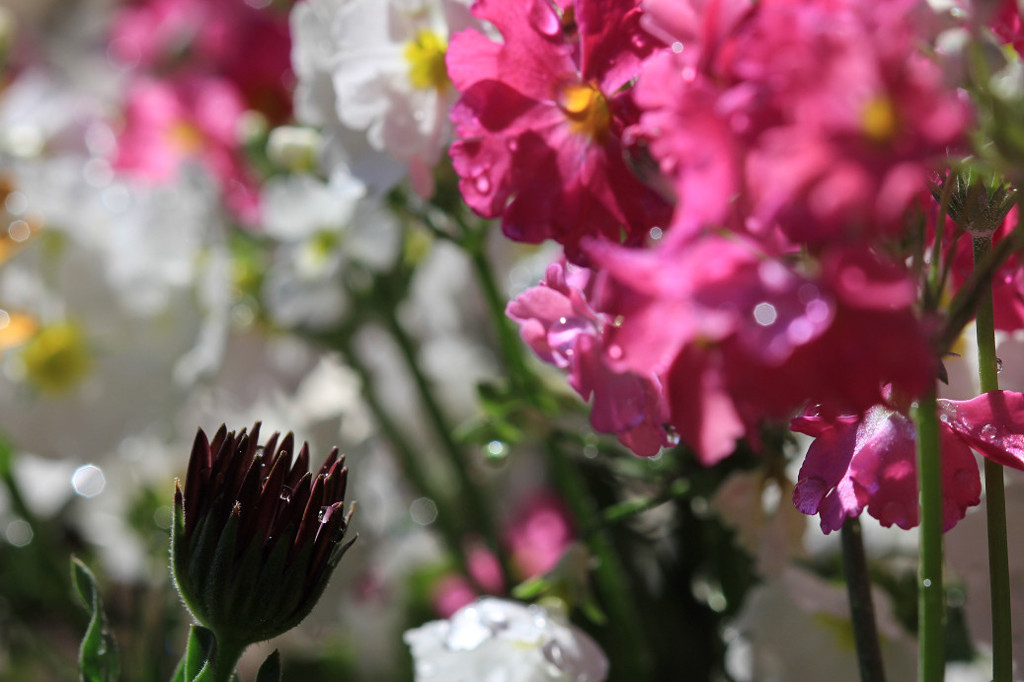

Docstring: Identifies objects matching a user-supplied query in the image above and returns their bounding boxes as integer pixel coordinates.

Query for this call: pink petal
[942,391,1024,470]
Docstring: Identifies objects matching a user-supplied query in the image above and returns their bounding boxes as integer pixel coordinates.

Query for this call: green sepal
[245,529,293,637]
[203,508,240,634]
[170,490,195,612]
[170,625,217,682]
[224,531,265,625]
[262,540,315,638]
[70,557,121,682]
[255,650,282,682]
[185,511,222,625]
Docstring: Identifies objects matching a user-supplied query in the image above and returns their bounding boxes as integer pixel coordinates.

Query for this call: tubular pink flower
[506,258,671,455]
[794,391,1024,533]
[447,0,671,262]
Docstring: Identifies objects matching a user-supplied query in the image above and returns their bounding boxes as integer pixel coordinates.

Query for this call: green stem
[973,235,1013,682]
[914,389,945,682]
[841,517,887,682]
[545,439,651,678]
[381,308,514,586]
[334,332,481,588]
[209,638,246,682]
[466,245,533,394]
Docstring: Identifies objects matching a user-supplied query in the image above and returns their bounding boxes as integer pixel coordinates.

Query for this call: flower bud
[171,423,355,646]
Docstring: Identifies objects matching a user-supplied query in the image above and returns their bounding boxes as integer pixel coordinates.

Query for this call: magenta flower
[631,0,968,247]
[506,257,671,455]
[584,234,934,462]
[447,0,671,262]
[109,0,293,121]
[113,76,261,223]
[793,391,1024,533]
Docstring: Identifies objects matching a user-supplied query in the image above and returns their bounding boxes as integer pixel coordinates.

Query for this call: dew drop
[980,424,999,442]
[665,425,681,446]
[280,485,292,503]
[612,315,625,327]
[922,578,933,588]
[631,34,647,49]
[671,41,684,54]
[558,316,568,325]
[506,138,518,152]
[682,65,696,82]
[753,302,778,326]
[607,344,623,360]
[485,440,508,460]
[997,357,1004,373]
[474,174,491,193]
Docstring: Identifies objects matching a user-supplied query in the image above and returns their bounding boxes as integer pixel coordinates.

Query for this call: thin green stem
[545,439,652,678]
[973,235,1013,682]
[841,517,887,682]
[914,389,945,682]
[380,308,514,586]
[334,332,481,587]
[466,246,533,394]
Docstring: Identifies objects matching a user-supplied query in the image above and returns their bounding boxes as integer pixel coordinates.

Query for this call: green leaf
[70,556,120,682]
[255,650,281,682]
[171,625,216,682]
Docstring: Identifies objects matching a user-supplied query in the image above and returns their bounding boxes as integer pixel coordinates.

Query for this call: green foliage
[255,650,282,682]
[70,557,120,682]
[169,626,217,682]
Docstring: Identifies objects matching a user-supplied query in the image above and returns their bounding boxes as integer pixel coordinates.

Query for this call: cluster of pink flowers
[447,0,1024,531]
[108,0,294,223]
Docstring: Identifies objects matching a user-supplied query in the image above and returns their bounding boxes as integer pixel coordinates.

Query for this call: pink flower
[506,257,671,455]
[109,0,293,121]
[631,0,968,247]
[113,76,261,223]
[447,0,671,262]
[506,492,575,578]
[793,391,1024,533]
[585,234,934,462]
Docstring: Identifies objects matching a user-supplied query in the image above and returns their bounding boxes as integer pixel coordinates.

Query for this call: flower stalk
[973,234,1013,682]
[841,517,886,682]
[914,389,945,682]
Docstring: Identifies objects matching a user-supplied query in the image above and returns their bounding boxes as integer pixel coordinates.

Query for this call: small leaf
[255,650,282,682]
[70,557,121,682]
[177,625,216,682]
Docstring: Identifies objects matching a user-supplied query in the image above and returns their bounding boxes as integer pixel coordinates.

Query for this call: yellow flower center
[0,309,36,353]
[559,83,611,141]
[860,96,898,144]
[21,321,93,394]
[168,121,205,155]
[404,30,450,92]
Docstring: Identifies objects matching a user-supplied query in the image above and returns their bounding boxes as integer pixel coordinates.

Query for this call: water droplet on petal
[474,174,491,193]
[506,138,518,152]
[980,424,998,442]
[607,344,623,360]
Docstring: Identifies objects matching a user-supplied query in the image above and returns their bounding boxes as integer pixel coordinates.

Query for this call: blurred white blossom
[404,597,609,682]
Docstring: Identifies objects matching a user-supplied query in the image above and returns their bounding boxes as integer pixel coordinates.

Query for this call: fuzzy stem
[914,389,945,682]
[841,517,887,682]
[973,235,1013,682]
[208,637,246,682]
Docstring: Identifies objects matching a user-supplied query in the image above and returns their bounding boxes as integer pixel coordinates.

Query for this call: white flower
[403,598,609,682]
[291,0,475,197]
[259,169,401,329]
